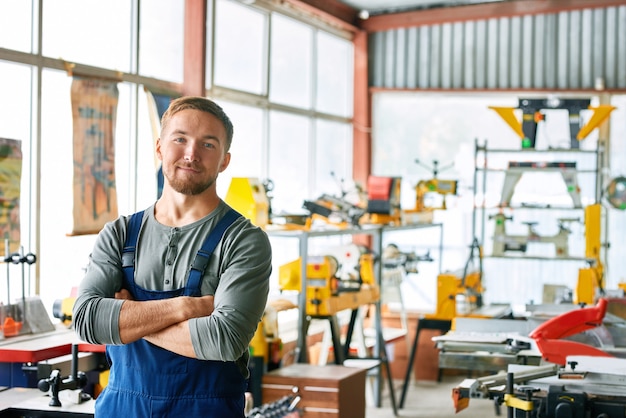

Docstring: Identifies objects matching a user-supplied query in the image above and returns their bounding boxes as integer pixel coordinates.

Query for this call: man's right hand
[181,294,215,319]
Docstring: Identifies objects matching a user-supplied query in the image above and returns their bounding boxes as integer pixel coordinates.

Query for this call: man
[73,96,272,417]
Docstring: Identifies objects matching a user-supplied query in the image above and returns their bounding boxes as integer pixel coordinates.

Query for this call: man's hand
[114,289,214,319]
[184,294,215,318]
[117,293,215,345]
[140,295,215,358]
[115,289,134,300]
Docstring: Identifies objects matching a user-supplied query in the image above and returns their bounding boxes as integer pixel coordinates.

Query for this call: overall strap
[185,208,241,296]
[121,211,145,289]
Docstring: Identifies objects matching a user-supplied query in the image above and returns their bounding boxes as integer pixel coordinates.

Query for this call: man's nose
[184,142,202,161]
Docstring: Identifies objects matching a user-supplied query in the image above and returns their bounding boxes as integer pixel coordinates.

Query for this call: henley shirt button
[167,260,173,265]
[165,280,170,284]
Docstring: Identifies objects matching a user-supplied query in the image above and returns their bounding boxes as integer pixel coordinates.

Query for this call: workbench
[0,326,103,388]
[0,387,94,417]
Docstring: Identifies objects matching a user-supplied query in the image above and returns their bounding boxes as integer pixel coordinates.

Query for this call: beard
[163,163,217,195]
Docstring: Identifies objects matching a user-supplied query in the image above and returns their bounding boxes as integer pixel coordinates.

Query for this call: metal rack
[266,222,443,408]
[472,139,603,260]
[471,139,605,305]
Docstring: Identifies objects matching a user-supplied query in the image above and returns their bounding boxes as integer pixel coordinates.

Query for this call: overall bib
[96,209,246,417]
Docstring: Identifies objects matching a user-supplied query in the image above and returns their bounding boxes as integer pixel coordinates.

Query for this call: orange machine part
[367,176,392,201]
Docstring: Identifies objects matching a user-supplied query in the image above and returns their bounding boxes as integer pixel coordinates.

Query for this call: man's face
[157,109,230,196]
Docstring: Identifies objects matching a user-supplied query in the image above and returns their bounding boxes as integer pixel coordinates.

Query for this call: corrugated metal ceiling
[338,0,508,15]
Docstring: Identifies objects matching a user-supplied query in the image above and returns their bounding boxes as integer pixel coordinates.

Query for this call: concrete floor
[366,375,499,418]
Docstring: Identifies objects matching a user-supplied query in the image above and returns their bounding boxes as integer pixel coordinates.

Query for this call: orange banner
[70,77,119,235]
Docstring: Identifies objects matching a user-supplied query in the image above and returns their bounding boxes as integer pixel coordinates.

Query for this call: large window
[0,2,33,52]
[269,14,313,108]
[42,0,134,72]
[316,31,354,118]
[214,0,268,95]
[138,0,185,82]
[212,0,354,218]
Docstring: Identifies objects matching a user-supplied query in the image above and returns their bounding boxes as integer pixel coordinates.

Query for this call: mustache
[176,162,202,171]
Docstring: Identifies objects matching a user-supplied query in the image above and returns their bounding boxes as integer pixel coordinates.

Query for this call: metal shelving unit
[471,139,605,305]
[265,221,443,408]
[472,139,603,259]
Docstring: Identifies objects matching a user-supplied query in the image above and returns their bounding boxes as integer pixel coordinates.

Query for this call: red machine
[365,176,402,224]
[529,298,614,366]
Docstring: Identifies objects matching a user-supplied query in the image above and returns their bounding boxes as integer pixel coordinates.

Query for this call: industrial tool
[2,241,38,337]
[53,295,77,327]
[576,177,626,305]
[425,238,484,320]
[278,244,378,316]
[381,243,432,274]
[362,175,402,224]
[248,299,297,408]
[302,194,365,228]
[576,203,604,305]
[246,392,302,418]
[454,356,626,418]
[413,159,458,212]
[607,176,626,210]
[301,172,367,229]
[38,344,90,407]
[452,363,559,413]
[225,177,271,227]
[453,299,626,416]
[490,213,577,258]
[489,97,616,149]
[499,161,582,208]
[529,298,616,366]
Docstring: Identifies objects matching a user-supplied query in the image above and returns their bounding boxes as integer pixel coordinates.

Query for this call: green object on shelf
[521,137,532,149]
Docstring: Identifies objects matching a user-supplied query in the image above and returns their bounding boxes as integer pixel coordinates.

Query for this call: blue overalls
[96,208,246,417]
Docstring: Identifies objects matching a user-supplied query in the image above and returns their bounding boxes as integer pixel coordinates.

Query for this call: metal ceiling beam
[359,0,626,32]
[282,0,361,32]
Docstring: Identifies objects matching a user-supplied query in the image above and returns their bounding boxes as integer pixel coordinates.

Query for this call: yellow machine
[425,238,484,320]
[402,159,458,224]
[224,177,270,227]
[249,299,296,370]
[278,245,379,316]
[575,204,603,305]
[575,177,626,304]
[414,178,458,212]
[489,98,615,149]
[425,269,484,321]
[52,296,77,327]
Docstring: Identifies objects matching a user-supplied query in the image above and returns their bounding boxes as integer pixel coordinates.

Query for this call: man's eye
[203,142,216,149]
[174,137,185,143]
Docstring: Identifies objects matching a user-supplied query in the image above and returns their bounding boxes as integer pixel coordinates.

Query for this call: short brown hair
[161,96,234,152]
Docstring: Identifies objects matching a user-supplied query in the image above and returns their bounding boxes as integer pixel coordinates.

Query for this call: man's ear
[156,138,163,161]
[219,152,231,173]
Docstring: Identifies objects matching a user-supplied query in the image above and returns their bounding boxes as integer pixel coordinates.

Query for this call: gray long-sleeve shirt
[73,200,272,377]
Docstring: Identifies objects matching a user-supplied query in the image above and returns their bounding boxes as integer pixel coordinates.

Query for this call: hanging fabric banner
[70,77,119,235]
[0,138,22,255]
[145,89,176,199]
